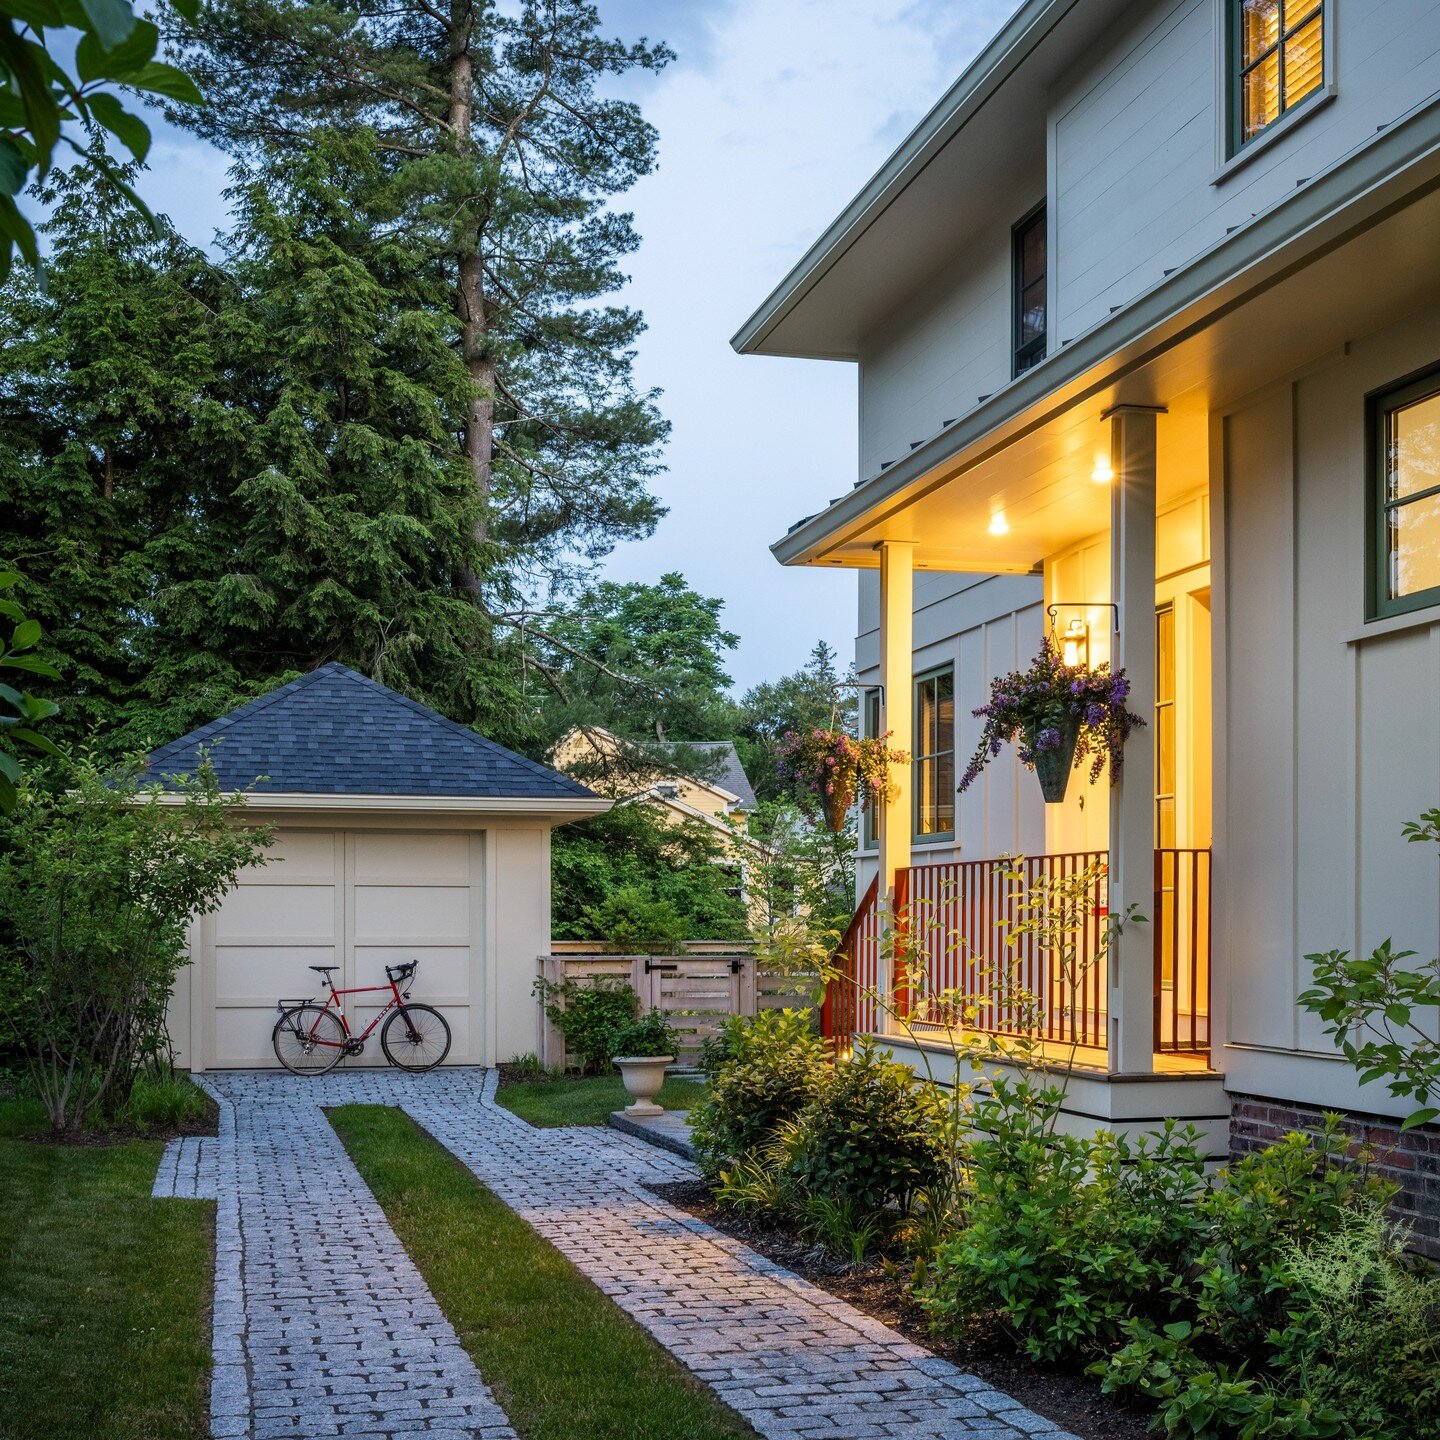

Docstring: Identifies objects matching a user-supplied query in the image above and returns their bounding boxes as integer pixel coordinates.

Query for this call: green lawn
[496,1072,708,1128]
[0,1098,213,1440]
[331,1104,752,1440]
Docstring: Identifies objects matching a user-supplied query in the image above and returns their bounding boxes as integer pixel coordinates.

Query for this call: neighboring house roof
[621,788,770,853]
[646,740,759,811]
[147,662,596,801]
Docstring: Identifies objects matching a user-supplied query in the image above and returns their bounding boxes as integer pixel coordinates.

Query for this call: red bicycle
[272,960,452,1075]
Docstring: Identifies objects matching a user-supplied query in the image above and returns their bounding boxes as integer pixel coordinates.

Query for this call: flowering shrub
[959,639,1144,792]
[777,727,909,830]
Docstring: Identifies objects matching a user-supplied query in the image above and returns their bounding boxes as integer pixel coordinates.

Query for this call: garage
[150,663,607,1070]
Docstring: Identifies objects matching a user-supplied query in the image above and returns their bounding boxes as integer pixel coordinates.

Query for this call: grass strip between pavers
[0,1097,214,1440]
[496,1073,708,1128]
[329,1103,755,1440]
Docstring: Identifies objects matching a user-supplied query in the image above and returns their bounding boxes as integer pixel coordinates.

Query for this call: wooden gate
[639,953,753,1063]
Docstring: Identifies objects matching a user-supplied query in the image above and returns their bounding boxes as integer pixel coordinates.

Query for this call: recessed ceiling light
[988,513,1010,536]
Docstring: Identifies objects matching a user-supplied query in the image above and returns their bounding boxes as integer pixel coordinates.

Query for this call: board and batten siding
[1219,297,1440,1116]
[1053,0,1440,345]
[855,570,1046,889]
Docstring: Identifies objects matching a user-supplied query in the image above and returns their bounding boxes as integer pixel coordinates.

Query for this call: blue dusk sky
[103,0,1022,693]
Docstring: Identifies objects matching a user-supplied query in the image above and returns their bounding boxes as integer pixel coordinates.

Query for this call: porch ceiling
[779,126,1440,573]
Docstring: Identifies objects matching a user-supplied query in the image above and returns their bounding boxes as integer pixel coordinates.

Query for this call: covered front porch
[823,401,1218,1085]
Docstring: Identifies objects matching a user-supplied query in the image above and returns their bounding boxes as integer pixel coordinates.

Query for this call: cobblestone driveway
[165,1069,1073,1440]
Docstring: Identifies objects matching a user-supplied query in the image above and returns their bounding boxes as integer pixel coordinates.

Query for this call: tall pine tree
[166,0,672,632]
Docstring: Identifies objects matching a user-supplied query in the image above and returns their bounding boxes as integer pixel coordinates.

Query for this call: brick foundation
[1229,1092,1440,1257]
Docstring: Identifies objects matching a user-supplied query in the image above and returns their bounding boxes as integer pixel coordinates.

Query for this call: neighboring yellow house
[551,725,768,917]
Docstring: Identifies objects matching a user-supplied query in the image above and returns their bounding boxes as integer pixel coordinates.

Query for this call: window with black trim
[1370,367,1440,620]
[861,687,881,849]
[914,667,954,840]
[1231,1,1325,151]
[1012,204,1046,377]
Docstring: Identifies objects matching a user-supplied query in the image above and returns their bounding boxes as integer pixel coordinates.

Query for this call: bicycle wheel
[272,1003,347,1075]
[380,1003,452,1072]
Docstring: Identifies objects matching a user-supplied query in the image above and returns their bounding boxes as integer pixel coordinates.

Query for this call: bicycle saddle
[308,965,339,974]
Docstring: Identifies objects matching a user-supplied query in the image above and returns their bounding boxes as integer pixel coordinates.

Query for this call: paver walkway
[165,1069,1074,1440]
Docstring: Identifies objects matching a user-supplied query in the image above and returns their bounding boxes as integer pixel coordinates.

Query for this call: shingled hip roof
[146,663,597,802]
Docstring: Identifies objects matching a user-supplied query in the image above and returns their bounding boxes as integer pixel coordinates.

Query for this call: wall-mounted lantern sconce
[1061,615,1089,667]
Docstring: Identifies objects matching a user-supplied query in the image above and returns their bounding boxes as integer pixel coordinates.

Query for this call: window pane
[1020,219,1044,283]
[1156,606,1175,705]
[1020,280,1046,344]
[1240,0,1281,66]
[1387,388,1440,503]
[934,749,955,834]
[1283,14,1323,107]
[1388,492,1440,600]
[1243,49,1281,139]
[1158,703,1176,797]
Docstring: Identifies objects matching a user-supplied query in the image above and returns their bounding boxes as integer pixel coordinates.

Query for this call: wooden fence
[536,943,812,1068]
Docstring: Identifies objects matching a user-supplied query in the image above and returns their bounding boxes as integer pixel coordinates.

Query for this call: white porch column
[1106,406,1160,1075]
[876,540,914,901]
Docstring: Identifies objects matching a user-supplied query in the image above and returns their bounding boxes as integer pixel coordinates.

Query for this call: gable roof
[648,740,759,811]
[146,663,595,802]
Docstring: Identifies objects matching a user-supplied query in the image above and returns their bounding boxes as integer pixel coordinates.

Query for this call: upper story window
[1012,204,1046,377]
[861,687,881,849]
[1233,1,1325,150]
[1370,366,1440,620]
[914,667,955,841]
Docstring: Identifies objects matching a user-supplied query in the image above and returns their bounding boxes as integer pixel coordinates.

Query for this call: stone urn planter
[613,1055,675,1116]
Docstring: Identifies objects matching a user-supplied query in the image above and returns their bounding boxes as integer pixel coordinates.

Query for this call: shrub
[582,885,690,955]
[117,1064,210,1131]
[610,1008,679,1058]
[0,752,270,1131]
[534,975,637,1073]
[917,1076,1207,1362]
[787,1039,949,1216]
[689,1009,825,1174]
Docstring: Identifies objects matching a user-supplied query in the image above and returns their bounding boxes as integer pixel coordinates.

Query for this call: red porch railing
[821,849,1212,1060]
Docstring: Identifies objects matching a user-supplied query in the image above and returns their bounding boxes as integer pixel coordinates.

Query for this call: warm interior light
[988,512,1010,536]
[1061,616,1089,667]
[1091,458,1115,484]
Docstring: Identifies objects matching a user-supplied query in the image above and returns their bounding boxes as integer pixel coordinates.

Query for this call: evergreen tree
[736,641,855,803]
[165,0,671,631]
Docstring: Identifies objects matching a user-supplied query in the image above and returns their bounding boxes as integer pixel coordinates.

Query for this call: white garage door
[202,828,482,1067]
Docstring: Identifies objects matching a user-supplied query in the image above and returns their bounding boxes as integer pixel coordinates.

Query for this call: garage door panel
[352,831,469,885]
[214,1005,287,1066]
[353,945,470,994]
[353,885,469,944]
[346,1004,471,1062]
[215,884,339,945]
[215,945,339,1003]
[246,830,341,884]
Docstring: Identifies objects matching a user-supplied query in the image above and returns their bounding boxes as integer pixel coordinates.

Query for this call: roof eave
[730,0,1076,358]
[151,791,610,817]
[771,100,1440,566]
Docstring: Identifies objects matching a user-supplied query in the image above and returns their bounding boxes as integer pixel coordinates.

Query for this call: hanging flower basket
[777,728,909,833]
[960,639,1144,806]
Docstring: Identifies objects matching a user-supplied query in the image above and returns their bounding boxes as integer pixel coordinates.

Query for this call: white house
[152,663,609,1070]
[737,0,1440,1245]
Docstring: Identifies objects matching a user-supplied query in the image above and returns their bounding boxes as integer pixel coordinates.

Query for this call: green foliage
[0,568,60,810]
[733,641,855,805]
[689,1010,826,1175]
[533,975,637,1075]
[116,1064,209,1131]
[1098,1203,1440,1440]
[1299,809,1440,1129]
[551,802,748,943]
[787,1039,948,1216]
[583,887,690,956]
[609,1008,679,1060]
[0,0,202,281]
[0,751,270,1131]
[541,573,739,743]
[917,1076,1208,1362]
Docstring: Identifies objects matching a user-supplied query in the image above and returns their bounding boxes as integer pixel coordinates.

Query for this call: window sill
[911,834,956,848]
[1210,86,1335,187]
[1342,605,1440,645]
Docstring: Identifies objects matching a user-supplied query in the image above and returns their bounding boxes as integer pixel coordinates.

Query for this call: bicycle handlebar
[386,960,418,983]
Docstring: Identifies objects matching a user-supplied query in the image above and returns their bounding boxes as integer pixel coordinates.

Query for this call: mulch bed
[650,1179,1155,1440]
